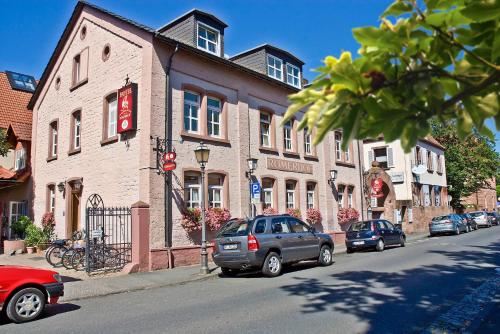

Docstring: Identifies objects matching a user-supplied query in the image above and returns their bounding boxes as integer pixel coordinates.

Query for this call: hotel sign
[267,157,313,174]
[117,83,138,133]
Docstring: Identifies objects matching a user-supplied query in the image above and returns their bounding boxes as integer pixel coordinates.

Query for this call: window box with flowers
[286,208,302,219]
[306,208,322,226]
[263,207,278,216]
[337,208,360,231]
[181,207,231,233]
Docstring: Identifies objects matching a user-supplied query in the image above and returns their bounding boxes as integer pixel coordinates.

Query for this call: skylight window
[5,71,36,92]
[197,23,219,55]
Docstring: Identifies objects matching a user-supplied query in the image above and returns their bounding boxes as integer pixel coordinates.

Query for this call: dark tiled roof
[0,72,33,139]
[230,44,305,65]
[422,135,445,150]
[157,8,228,32]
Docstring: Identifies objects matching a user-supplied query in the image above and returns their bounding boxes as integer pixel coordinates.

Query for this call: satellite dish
[411,164,426,175]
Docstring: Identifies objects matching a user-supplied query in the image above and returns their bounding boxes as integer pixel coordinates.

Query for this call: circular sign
[164,151,177,161]
[121,119,129,130]
[163,161,177,171]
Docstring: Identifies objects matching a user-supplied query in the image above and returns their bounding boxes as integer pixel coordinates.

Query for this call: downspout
[164,42,179,250]
[357,140,365,220]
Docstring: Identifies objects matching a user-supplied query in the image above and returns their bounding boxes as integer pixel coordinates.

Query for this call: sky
[0,0,498,152]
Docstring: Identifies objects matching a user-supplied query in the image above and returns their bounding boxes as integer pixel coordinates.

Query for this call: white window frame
[348,187,353,208]
[304,130,312,155]
[338,185,345,209]
[286,63,301,88]
[74,112,81,149]
[9,201,26,239]
[286,182,295,209]
[260,113,271,147]
[49,186,56,213]
[14,148,26,171]
[184,91,200,133]
[207,97,221,137]
[185,176,201,209]
[51,123,58,156]
[335,132,342,160]
[284,120,293,151]
[267,54,283,81]
[208,174,224,208]
[108,97,117,138]
[197,22,220,56]
[345,146,350,162]
[306,184,315,209]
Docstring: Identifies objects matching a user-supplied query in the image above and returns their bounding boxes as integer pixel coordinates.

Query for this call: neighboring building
[0,71,36,241]
[28,2,363,268]
[363,136,449,233]
[461,178,497,211]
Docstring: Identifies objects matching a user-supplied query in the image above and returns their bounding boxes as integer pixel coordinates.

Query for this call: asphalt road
[2,227,500,334]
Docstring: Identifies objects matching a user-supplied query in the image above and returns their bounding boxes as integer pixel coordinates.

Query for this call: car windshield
[486,212,496,216]
[469,212,484,217]
[432,215,449,221]
[349,221,372,231]
[217,219,250,237]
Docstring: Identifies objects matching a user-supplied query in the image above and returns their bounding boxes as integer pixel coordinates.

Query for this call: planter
[3,239,26,254]
[26,246,36,254]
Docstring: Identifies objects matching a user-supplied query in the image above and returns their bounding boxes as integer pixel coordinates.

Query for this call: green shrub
[10,216,32,239]
[24,223,43,247]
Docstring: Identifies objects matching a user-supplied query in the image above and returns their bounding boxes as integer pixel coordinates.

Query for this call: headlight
[53,274,63,283]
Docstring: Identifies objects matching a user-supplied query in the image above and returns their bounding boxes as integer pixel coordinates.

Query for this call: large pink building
[29,2,364,268]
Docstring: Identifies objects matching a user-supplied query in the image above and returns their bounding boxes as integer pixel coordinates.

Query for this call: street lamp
[194,142,210,275]
[246,158,258,218]
[327,169,338,187]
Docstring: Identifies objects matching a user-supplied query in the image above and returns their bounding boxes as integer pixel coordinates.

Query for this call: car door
[287,218,319,260]
[374,221,391,245]
[383,220,399,244]
[270,217,295,263]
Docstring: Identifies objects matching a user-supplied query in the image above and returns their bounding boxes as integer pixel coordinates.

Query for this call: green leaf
[426,0,459,11]
[426,11,449,26]
[476,93,499,117]
[381,1,413,17]
[461,0,500,22]
[352,27,401,52]
[492,30,500,60]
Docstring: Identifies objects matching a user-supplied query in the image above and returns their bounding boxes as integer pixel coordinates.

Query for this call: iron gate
[85,194,132,273]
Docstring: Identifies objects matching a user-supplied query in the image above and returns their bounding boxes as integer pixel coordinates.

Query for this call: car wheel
[375,239,385,252]
[6,287,46,323]
[220,267,239,277]
[318,245,333,266]
[400,236,406,247]
[455,226,460,235]
[262,252,282,277]
[346,247,354,254]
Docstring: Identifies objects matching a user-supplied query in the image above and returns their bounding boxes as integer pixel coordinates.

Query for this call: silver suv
[212,215,334,277]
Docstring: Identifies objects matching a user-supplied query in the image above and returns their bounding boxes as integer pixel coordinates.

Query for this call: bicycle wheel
[70,250,86,271]
[46,245,68,267]
[61,249,75,270]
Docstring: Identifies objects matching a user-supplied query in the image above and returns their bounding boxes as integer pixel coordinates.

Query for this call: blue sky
[0,0,498,151]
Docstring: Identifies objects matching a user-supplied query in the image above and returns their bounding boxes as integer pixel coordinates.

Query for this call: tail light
[248,234,259,252]
[370,223,375,232]
[444,220,451,224]
[212,239,218,252]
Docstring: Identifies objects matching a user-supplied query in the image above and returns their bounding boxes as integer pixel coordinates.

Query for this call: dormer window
[197,23,219,55]
[267,55,283,80]
[286,64,301,88]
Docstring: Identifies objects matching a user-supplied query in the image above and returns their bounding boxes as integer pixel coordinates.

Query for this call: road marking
[422,270,500,334]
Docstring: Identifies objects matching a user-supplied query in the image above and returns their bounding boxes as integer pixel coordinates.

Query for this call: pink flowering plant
[181,207,202,233]
[205,207,231,231]
[286,208,302,219]
[337,208,360,225]
[306,208,322,226]
[263,207,278,216]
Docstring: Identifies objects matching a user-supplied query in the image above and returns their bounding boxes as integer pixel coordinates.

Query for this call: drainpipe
[357,140,365,220]
[164,43,179,249]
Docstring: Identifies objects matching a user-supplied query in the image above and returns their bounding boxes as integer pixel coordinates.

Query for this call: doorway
[66,179,82,238]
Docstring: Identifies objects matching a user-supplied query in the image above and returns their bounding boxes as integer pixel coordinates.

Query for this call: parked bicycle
[45,230,84,268]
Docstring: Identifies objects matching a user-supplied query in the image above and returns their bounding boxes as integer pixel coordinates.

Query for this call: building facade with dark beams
[29,1,364,269]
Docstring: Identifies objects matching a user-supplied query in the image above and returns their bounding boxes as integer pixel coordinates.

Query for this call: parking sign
[251,182,261,203]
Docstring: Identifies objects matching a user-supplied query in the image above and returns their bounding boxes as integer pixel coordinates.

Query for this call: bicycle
[45,231,83,267]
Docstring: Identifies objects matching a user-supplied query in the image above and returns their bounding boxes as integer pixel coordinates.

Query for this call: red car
[0,265,64,323]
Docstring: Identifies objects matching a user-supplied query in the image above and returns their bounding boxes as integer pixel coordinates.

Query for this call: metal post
[200,165,209,274]
[248,172,253,218]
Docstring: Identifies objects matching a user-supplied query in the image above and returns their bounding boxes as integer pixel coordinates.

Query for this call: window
[286,64,301,88]
[207,97,221,137]
[345,146,351,162]
[271,218,290,234]
[254,219,267,234]
[184,173,201,208]
[283,120,293,151]
[335,132,342,160]
[422,185,431,207]
[260,113,271,147]
[47,185,56,213]
[49,121,58,158]
[306,183,315,209]
[286,181,296,209]
[437,154,443,173]
[267,55,283,80]
[304,129,312,155]
[9,201,27,233]
[72,110,81,150]
[347,187,353,208]
[262,178,274,209]
[184,91,200,133]
[208,174,223,208]
[14,148,26,171]
[434,186,441,206]
[427,151,433,171]
[107,95,117,138]
[338,185,345,208]
[197,23,219,55]
[373,147,394,169]
[73,54,81,85]
[5,71,36,92]
[288,218,309,233]
[415,146,422,165]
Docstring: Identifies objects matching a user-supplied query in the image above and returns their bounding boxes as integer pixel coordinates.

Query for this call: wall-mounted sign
[251,182,261,204]
[117,83,138,133]
[267,157,313,174]
[389,172,405,183]
[164,152,176,161]
[371,177,384,198]
[163,161,177,171]
[91,229,103,239]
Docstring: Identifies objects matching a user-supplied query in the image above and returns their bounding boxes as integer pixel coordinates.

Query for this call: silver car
[469,211,492,228]
[212,215,334,277]
[429,214,468,236]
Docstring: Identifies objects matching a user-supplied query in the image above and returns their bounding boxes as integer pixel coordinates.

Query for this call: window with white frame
[73,111,81,149]
[197,23,219,55]
[50,121,58,157]
[267,55,283,80]
[262,178,274,209]
[304,129,312,155]
[434,186,441,206]
[184,91,200,133]
[286,63,301,88]
[286,181,296,209]
[345,146,351,162]
[427,151,433,171]
[107,96,117,138]
[373,147,393,169]
[437,154,443,173]
[347,187,353,208]
[184,173,201,208]
[208,174,223,208]
[306,183,315,209]
[337,185,345,208]
[335,132,342,160]
[260,113,271,147]
[14,148,26,171]
[283,120,293,151]
[207,97,221,137]
[9,201,26,237]
[48,185,56,213]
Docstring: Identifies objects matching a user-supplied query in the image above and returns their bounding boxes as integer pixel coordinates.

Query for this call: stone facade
[461,178,497,211]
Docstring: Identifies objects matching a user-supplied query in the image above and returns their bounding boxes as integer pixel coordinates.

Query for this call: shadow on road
[280,240,500,333]
[0,303,81,326]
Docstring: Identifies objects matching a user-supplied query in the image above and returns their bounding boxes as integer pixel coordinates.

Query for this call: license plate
[353,241,365,246]
[223,244,238,250]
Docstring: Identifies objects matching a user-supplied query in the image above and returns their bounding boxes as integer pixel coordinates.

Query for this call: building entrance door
[71,192,81,234]
[66,179,82,238]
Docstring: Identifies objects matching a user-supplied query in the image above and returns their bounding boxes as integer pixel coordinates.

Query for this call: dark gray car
[212,215,334,277]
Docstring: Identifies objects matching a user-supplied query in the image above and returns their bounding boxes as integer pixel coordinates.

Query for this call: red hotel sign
[117,83,137,133]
